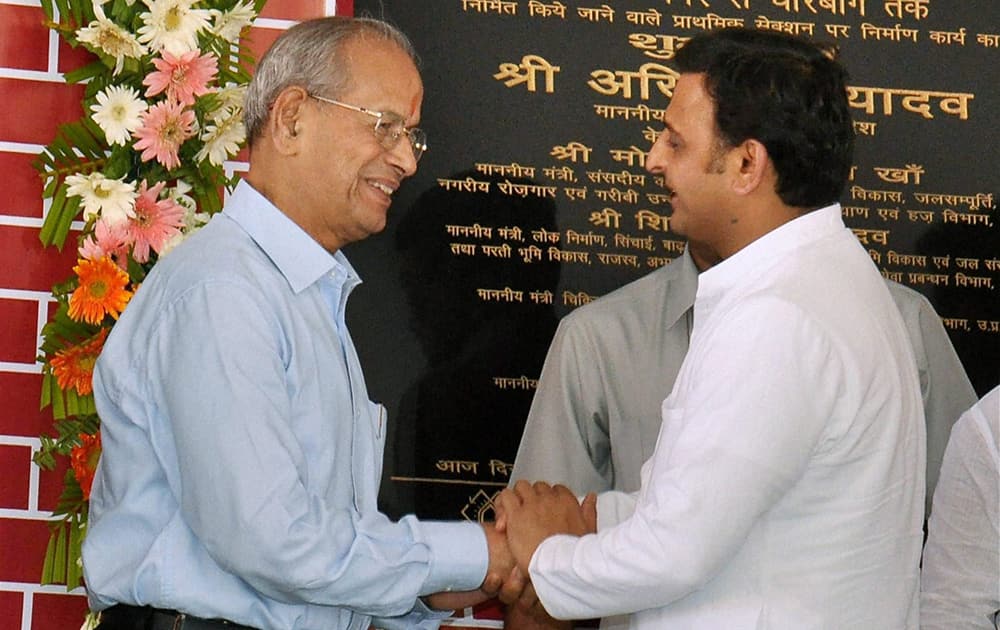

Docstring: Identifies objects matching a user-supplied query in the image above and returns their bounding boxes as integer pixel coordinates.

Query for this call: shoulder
[959,387,1000,452]
[145,215,279,297]
[113,216,284,342]
[883,278,934,318]
[561,261,687,331]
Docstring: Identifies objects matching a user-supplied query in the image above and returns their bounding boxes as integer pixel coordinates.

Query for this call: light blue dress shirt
[83,180,488,630]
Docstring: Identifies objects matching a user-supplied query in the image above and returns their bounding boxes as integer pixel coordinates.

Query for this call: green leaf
[70,0,85,30]
[66,514,84,589]
[39,185,80,249]
[65,390,80,417]
[60,121,100,156]
[40,371,53,410]
[103,146,132,180]
[51,523,67,583]
[40,0,54,21]
[52,193,83,251]
[40,527,59,584]
[64,60,112,86]
[32,436,57,470]
[53,0,71,25]
[52,381,69,420]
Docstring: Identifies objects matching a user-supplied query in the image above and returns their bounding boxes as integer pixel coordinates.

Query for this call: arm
[423,522,516,611]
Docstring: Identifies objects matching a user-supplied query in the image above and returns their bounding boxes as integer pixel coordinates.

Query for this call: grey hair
[243,16,418,144]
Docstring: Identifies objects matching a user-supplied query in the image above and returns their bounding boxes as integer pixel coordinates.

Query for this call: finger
[531,480,553,496]
[551,484,579,505]
[493,493,509,532]
[495,488,520,524]
[498,564,528,605]
[512,479,536,501]
[581,492,598,534]
[480,570,502,597]
[516,580,539,612]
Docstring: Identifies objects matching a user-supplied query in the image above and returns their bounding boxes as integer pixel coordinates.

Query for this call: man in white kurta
[498,27,924,629]
[526,203,925,628]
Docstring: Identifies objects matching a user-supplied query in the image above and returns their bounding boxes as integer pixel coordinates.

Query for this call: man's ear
[267,86,309,155]
[731,138,770,196]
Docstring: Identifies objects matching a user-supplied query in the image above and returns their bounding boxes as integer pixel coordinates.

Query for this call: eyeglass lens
[374,116,426,162]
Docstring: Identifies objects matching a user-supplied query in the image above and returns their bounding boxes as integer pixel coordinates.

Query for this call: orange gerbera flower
[49,329,109,396]
[67,257,133,325]
[70,432,102,500]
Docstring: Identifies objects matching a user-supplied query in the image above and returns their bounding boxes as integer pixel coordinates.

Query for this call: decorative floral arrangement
[32,0,265,590]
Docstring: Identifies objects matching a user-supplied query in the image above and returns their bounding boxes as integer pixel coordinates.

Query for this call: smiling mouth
[371,181,395,196]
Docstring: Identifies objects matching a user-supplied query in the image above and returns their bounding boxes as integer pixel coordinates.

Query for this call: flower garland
[32,0,264,590]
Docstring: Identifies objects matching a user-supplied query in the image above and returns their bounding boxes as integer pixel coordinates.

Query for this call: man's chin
[666,209,688,238]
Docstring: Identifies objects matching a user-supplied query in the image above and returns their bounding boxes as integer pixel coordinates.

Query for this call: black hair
[674,27,855,208]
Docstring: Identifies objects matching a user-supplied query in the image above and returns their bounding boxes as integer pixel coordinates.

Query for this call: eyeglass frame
[308,94,428,162]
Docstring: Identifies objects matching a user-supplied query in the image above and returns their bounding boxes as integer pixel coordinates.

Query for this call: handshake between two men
[426,481,598,620]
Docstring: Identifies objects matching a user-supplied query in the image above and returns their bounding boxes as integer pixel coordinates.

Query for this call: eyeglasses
[309,94,428,162]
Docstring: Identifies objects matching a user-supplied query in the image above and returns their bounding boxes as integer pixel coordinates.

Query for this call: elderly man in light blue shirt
[84,17,511,630]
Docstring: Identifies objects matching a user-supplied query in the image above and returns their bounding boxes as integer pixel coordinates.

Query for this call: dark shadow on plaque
[384,170,561,520]
[914,195,999,398]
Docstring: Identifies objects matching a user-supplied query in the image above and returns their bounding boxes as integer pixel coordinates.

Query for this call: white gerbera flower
[166,178,198,213]
[65,172,136,225]
[158,181,211,256]
[196,108,245,166]
[157,231,186,257]
[211,1,257,43]
[137,0,212,56]
[208,83,246,122]
[75,2,148,74]
[90,85,148,146]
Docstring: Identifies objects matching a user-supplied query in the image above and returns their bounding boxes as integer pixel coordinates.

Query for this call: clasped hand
[426,481,597,619]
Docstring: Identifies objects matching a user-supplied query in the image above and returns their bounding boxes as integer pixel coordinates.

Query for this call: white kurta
[529,204,925,629]
[920,386,1000,629]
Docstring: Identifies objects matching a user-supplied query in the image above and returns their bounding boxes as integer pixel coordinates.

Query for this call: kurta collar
[697,203,843,299]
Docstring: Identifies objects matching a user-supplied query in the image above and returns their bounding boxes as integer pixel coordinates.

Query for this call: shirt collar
[697,203,844,298]
[223,179,362,294]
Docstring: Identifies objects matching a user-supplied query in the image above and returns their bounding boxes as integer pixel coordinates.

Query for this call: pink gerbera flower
[79,219,131,269]
[127,180,186,262]
[143,50,218,106]
[133,100,196,170]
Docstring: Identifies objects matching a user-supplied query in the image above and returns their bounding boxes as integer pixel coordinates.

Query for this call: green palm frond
[34,118,110,248]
